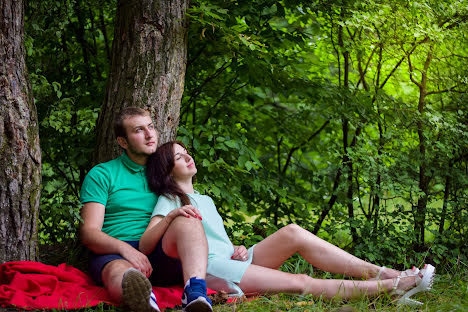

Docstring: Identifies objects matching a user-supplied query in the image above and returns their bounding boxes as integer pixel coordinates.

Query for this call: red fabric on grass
[0,261,216,311]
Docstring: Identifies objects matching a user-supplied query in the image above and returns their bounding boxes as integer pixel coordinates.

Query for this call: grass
[60,269,466,312]
[21,236,465,312]
[206,275,466,312]
[15,263,464,312]
[204,265,467,312]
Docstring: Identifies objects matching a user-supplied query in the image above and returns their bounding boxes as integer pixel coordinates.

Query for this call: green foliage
[26,0,115,243]
[24,0,467,269]
[180,0,467,266]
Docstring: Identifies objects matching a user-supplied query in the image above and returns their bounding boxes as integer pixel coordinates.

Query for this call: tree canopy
[24,0,467,267]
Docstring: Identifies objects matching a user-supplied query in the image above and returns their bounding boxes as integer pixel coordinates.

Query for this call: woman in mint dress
[139,141,434,306]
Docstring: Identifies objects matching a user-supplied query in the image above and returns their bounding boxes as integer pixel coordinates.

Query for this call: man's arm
[80,202,153,277]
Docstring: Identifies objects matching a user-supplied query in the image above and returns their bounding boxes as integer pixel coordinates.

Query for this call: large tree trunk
[0,0,41,262]
[93,0,189,164]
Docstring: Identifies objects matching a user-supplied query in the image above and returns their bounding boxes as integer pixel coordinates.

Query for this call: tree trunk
[94,0,189,164]
[0,0,41,262]
[413,45,433,248]
[439,161,452,235]
[339,10,358,244]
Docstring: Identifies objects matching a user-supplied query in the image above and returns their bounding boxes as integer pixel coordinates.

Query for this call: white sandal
[392,264,435,306]
[372,266,419,280]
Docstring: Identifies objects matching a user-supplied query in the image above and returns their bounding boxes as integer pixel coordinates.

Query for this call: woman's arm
[139,205,202,255]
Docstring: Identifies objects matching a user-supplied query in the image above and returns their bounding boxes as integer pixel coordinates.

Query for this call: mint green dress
[152,192,254,296]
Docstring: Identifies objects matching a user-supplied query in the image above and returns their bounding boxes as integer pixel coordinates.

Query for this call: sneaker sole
[183,296,213,312]
[122,268,158,312]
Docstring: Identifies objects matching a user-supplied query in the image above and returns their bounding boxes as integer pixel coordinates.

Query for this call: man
[80,107,212,312]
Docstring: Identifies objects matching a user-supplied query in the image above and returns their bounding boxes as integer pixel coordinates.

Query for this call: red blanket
[0,261,215,311]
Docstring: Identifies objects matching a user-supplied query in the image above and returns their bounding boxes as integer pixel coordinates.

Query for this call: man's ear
[116,136,128,149]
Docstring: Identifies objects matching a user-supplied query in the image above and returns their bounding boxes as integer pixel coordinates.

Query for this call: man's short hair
[114,107,150,138]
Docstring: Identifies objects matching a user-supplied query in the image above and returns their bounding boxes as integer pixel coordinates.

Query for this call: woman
[140,141,434,306]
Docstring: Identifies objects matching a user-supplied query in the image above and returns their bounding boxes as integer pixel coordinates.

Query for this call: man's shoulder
[80,156,125,201]
[87,155,125,175]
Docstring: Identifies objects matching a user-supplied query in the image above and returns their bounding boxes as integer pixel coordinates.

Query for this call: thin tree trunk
[439,161,452,234]
[372,45,384,231]
[73,1,92,82]
[0,0,41,262]
[410,45,433,247]
[99,9,112,62]
[94,0,189,164]
[339,8,358,244]
[313,167,341,234]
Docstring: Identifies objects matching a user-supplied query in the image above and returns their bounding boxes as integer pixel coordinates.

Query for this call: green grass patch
[69,269,467,312]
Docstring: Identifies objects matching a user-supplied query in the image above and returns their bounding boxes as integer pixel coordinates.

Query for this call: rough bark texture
[94,0,189,164]
[0,0,41,262]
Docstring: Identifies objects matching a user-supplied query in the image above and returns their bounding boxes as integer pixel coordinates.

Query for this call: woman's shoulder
[156,194,180,207]
[189,192,215,203]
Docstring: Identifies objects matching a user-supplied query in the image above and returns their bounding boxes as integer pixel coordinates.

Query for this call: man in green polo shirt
[80,107,212,312]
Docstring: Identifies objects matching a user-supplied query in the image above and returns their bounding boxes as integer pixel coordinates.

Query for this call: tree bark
[94,0,189,164]
[0,0,41,262]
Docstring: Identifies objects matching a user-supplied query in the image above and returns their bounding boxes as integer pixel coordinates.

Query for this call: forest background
[11,0,468,272]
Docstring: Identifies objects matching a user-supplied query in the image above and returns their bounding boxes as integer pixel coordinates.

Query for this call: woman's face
[171,143,197,181]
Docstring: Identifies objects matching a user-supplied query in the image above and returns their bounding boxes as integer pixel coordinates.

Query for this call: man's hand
[120,244,153,277]
[231,245,248,261]
[81,202,153,277]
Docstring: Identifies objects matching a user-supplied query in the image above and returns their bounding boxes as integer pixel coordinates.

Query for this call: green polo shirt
[80,152,158,241]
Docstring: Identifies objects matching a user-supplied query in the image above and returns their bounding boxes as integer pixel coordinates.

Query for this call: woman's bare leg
[239,264,415,299]
[252,224,400,279]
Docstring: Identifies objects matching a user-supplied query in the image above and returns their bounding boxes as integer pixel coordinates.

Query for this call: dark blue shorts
[88,239,183,286]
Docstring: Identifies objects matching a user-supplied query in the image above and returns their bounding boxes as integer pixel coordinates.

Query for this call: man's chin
[145,147,157,155]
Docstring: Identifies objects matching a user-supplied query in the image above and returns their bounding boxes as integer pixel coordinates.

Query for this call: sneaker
[181,277,213,312]
[122,268,160,312]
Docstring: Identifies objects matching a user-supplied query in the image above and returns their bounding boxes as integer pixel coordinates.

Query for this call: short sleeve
[152,195,180,217]
[80,165,110,206]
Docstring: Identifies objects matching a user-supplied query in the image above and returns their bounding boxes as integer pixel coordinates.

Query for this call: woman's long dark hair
[146,141,192,206]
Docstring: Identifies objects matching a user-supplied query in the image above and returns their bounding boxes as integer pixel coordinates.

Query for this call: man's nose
[145,128,154,137]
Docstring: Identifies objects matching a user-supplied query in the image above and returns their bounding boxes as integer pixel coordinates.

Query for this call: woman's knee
[170,215,204,232]
[281,224,306,241]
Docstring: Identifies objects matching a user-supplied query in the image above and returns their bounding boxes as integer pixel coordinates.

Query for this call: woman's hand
[167,205,202,221]
[231,245,248,261]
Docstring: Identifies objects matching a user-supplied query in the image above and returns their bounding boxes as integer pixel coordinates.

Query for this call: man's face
[118,115,158,160]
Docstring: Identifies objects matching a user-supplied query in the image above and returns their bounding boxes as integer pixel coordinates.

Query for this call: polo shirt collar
[121,151,145,173]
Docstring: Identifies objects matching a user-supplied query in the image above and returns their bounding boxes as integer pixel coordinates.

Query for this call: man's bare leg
[102,259,159,311]
[102,259,133,302]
